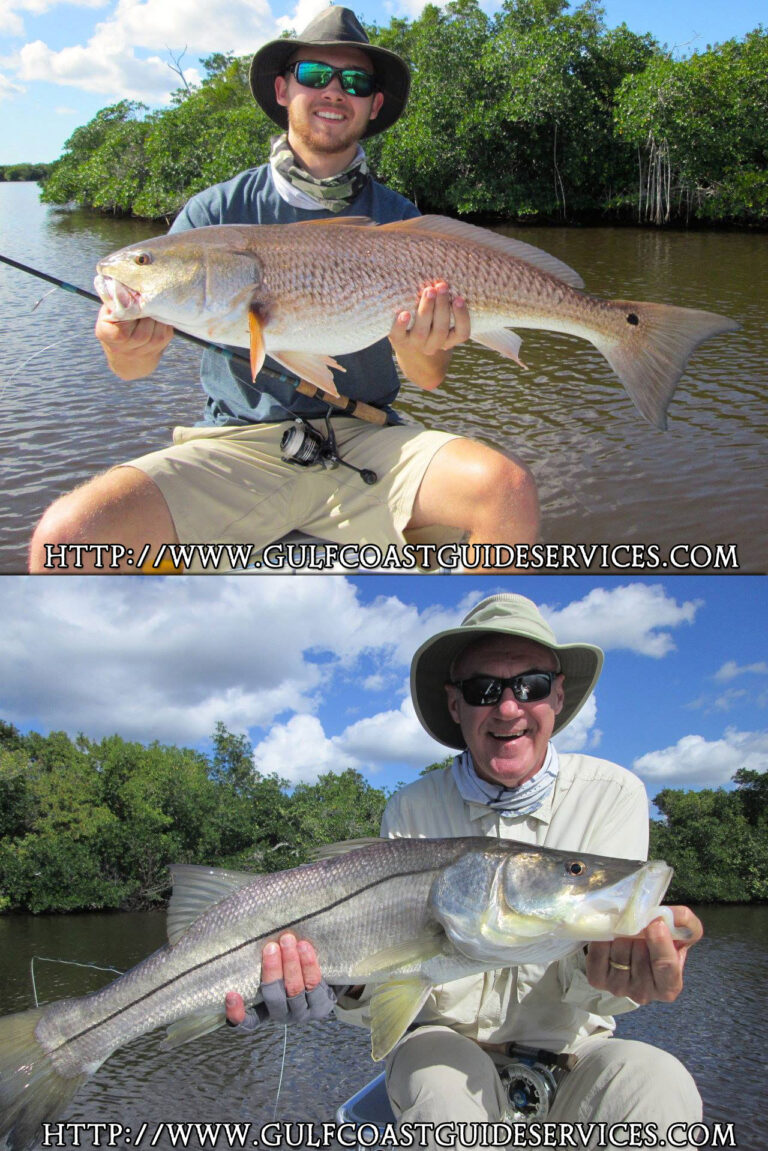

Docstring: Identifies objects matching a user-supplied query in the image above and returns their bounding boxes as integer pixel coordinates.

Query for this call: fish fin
[271,351,343,396]
[0,1006,92,1151]
[369,979,434,1062]
[161,1007,227,1050]
[291,216,375,228]
[472,328,528,369]
[248,309,265,381]
[594,301,739,429]
[379,215,585,289]
[167,864,258,945]
[310,838,383,861]
[350,935,447,978]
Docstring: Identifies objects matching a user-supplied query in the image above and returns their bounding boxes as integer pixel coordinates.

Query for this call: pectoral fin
[161,1007,227,1049]
[248,309,265,382]
[271,350,344,396]
[369,978,433,1061]
[472,328,527,369]
[351,935,446,978]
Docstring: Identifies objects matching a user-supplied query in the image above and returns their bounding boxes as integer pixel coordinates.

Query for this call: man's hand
[389,280,470,390]
[586,906,703,1004]
[95,304,174,381]
[225,932,335,1027]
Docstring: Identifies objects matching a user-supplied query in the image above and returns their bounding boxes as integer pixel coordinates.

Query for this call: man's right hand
[225,932,335,1027]
[95,304,174,380]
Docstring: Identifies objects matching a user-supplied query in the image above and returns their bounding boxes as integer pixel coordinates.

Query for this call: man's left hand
[586,906,703,1004]
[389,280,470,356]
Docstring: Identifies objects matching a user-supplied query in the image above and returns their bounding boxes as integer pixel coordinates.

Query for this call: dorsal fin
[167,864,257,945]
[379,215,585,289]
[291,216,375,228]
[310,837,382,861]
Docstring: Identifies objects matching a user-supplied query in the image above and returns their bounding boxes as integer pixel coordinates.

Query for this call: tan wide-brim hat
[411,593,604,749]
[249,6,411,139]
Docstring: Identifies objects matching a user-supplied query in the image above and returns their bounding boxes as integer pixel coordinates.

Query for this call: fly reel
[498,1056,561,1123]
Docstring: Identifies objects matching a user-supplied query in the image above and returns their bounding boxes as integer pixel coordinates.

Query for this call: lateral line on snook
[42,858,440,1052]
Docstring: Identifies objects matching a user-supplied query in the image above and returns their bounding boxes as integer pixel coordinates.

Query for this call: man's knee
[553,1038,701,1127]
[386,1027,505,1124]
[29,467,174,572]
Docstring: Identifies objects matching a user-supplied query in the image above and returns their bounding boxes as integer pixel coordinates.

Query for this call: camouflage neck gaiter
[269,133,371,213]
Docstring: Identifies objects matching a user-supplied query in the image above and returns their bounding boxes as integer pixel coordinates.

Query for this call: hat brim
[249,38,410,139]
[411,628,604,750]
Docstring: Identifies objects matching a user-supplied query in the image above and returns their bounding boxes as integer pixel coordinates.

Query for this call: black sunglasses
[449,671,558,707]
[285,60,377,98]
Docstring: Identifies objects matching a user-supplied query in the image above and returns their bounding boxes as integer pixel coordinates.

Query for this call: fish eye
[133,252,153,266]
[565,860,587,877]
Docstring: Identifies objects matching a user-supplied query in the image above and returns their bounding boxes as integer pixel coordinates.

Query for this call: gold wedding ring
[609,959,631,971]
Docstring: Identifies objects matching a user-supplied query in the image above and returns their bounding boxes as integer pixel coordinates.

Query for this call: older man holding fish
[230,593,704,1148]
[28,7,539,574]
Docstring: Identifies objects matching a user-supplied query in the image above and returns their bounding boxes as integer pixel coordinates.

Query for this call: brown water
[0,905,764,1149]
[1,182,765,573]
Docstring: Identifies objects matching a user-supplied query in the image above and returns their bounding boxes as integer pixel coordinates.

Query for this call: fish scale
[1,836,689,1150]
[95,215,738,428]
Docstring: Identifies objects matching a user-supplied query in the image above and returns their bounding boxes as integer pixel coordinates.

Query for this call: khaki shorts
[124,418,463,556]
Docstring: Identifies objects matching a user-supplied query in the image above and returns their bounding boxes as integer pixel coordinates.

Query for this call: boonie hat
[411,593,604,749]
[249,6,411,138]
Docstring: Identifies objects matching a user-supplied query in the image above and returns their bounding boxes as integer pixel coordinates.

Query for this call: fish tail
[593,301,738,429]
[0,1008,89,1151]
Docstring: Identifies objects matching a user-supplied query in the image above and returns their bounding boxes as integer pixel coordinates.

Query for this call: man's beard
[288,106,364,157]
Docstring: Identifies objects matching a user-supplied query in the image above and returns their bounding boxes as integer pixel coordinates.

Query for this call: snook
[94,215,738,429]
[0,837,685,1149]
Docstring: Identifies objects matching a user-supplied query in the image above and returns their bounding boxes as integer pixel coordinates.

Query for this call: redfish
[95,215,738,427]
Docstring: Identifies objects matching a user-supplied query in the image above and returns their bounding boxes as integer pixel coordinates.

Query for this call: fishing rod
[0,253,389,427]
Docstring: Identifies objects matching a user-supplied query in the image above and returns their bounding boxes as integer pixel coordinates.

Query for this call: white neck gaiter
[451,743,560,816]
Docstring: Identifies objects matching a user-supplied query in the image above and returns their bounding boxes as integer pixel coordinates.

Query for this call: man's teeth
[492,732,526,740]
[317,111,345,120]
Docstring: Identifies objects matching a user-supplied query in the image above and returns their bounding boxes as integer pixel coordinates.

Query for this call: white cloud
[1,0,106,38]
[251,693,446,786]
[251,713,359,785]
[8,0,280,101]
[540,583,700,658]
[0,578,485,758]
[336,693,446,771]
[0,69,24,96]
[16,38,201,100]
[633,728,768,788]
[0,576,407,744]
[714,660,768,682]
[553,693,601,754]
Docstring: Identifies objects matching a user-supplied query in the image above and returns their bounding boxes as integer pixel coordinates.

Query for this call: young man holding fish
[29,8,539,574]
[230,594,704,1147]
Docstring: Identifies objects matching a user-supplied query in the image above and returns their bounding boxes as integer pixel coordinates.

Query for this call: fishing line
[0,334,85,404]
[0,253,390,426]
[273,1027,289,1120]
[30,956,124,1008]
[32,286,59,312]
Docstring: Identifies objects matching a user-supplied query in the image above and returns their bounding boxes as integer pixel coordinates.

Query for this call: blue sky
[1,576,766,815]
[0,0,760,164]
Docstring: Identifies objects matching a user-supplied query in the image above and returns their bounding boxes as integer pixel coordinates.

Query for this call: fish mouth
[569,861,674,940]
[94,273,143,317]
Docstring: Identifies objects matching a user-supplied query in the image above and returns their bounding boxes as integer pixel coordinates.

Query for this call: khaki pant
[125,418,462,554]
[386,1026,702,1150]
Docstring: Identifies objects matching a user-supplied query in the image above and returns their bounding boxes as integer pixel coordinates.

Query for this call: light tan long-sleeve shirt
[335,752,650,1053]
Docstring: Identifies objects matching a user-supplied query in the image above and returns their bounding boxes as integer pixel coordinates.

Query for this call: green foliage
[0,722,387,914]
[0,163,52,182]
[649,770,768,903]
[614,28,768,224]
[420,757,454,775]
[35,13,765,225]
